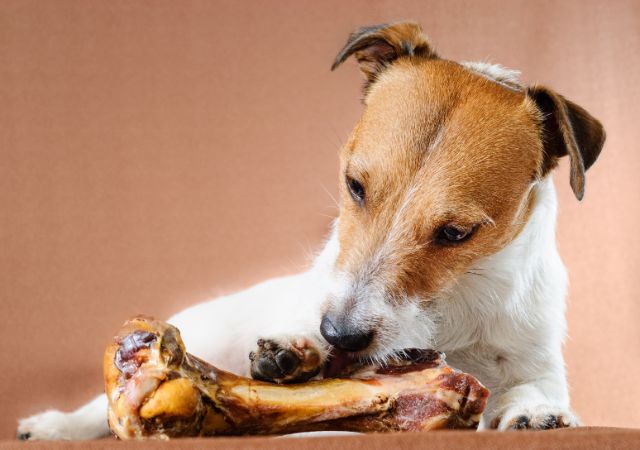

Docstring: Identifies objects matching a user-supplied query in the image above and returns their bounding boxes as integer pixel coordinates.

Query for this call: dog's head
[321,22,605,357]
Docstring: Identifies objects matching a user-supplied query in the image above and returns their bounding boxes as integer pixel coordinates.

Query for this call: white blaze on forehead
[325,270,353,304]
[382,182,420,262]
[325,179,437,360]
[345,180,423,310]
[333,153,433,312]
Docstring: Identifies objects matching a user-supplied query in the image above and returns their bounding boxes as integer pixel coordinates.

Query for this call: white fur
[17,395,108,440]
[433,177,574,428]
[18,176,576,439]
[462,61,523,90]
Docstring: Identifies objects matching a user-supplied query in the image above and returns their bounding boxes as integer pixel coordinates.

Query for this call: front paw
[249,336,326,384]
[490,406,580,431]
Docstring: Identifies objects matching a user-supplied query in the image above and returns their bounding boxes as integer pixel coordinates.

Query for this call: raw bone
[104,317,489,439]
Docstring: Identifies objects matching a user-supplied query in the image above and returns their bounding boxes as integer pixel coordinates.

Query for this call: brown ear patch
[331,22,438,90]
[528,86,606,200]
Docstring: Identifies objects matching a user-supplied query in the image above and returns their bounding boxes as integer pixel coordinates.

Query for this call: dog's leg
[17,394,109,441]
[246,230,338,383]
[484,348,579,430]
[172,268,331,385]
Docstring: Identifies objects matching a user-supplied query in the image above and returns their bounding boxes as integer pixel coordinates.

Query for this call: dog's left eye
[346,176,365,204]
[435,225,475,245]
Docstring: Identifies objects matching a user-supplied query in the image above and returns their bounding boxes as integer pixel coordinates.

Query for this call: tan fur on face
[336,59,542,301]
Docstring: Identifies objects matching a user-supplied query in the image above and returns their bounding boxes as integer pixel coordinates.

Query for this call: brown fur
[336,58,542,300]
[331,22,605,304]
[332,22,437,92]
[528,86,606,200]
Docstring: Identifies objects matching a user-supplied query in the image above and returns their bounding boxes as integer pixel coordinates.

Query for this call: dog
[17,22,605,439]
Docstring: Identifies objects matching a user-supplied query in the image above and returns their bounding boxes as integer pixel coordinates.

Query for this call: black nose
[320,313,373,352]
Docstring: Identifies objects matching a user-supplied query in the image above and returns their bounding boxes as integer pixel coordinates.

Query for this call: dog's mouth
[322,342,392,378]
[322,348,361,378]
[322,346,444,379]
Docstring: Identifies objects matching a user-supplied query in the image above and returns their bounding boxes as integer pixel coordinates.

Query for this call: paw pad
[249,338,321,383]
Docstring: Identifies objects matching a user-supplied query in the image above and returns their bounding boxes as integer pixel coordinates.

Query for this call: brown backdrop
[1,0,639,439]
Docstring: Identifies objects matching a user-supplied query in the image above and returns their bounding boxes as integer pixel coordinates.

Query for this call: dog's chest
[427,294,541,392]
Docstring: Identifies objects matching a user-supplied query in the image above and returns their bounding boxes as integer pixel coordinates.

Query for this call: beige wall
[1,0,638,438]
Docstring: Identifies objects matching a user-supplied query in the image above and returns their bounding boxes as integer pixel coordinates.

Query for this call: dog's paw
[490,406,580,431]
[17,410,73,440]
[249,336,326,383]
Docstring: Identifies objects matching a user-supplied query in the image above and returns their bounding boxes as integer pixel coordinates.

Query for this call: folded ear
[528,86,606,200]
[331,22,438,90]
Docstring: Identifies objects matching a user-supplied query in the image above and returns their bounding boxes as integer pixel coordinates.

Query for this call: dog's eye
[346,176,365,204]
[435,225,475,245]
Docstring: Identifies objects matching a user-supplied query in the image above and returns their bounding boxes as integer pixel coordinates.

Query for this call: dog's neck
[431,176,568,353]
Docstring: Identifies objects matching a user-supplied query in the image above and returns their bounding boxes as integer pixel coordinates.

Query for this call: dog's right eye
[346,176,365,205]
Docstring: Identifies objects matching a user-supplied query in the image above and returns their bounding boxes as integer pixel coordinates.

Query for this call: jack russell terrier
[18,22,605,440]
